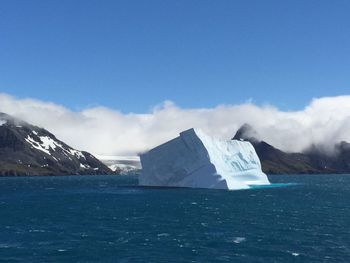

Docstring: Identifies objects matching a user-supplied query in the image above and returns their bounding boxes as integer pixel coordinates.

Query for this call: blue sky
[0,0,349,112]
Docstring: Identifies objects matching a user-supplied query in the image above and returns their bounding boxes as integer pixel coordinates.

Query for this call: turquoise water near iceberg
[0,174,349,262]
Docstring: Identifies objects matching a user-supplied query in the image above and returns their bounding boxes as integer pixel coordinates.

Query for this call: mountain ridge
[0,112,112,176]
[233,123,350,174]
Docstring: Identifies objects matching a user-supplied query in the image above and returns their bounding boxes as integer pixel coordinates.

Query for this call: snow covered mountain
[139,128,270,190]
[0,113,112,176]
[96,155,141,175]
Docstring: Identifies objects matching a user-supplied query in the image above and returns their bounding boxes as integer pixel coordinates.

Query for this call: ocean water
[0,175,349,262]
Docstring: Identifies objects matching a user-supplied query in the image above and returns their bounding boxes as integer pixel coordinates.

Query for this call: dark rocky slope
[0,113,112,176]
[233,124,350,174]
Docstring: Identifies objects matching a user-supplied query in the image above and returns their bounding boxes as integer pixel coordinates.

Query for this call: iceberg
[139,128,270,190]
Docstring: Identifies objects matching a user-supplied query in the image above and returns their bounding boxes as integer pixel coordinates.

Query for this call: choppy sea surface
[0,174,350,262]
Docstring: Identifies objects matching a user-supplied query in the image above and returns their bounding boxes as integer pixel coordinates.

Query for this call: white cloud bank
[1,93,350,156]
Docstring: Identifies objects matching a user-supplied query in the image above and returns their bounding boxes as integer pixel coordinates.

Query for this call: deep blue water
[0,174,350,262]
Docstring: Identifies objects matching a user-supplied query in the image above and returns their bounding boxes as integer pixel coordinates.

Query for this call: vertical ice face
[139,128,270,190]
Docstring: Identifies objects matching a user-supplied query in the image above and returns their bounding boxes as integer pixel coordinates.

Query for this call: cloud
[1,93,350,156]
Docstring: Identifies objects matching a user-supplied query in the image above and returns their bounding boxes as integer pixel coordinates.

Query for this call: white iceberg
[139,128,270,190]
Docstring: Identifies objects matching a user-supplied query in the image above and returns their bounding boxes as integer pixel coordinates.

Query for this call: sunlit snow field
[0,174,349,262]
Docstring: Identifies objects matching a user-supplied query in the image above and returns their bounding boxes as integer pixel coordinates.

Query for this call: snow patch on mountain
[25,132,106,172]
[80,163,90,169]
[39,136,60,151]
[69,149,85,159]
[24,132,87,161]
[25,135,52,155]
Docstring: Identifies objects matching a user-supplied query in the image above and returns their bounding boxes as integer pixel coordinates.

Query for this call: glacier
[139,128,270,190]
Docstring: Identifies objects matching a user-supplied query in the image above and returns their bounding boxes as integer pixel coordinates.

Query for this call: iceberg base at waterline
[139,128,270,190]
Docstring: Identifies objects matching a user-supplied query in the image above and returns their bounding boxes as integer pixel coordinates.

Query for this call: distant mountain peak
[232,123,260,142]
[0,112,29,127]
